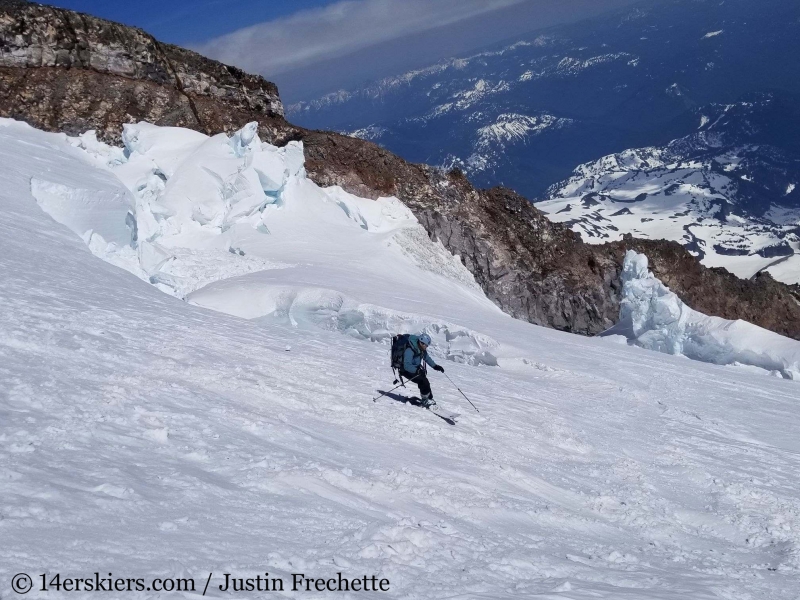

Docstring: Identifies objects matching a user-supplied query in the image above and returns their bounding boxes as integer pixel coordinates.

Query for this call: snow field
[1,119,800,598]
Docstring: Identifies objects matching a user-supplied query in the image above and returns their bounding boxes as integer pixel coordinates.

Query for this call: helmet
[419,333,432,346]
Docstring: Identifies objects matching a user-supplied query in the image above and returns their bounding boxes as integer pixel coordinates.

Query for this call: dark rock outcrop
[0,0,282,141]
[299,132,622,334]
[3,0,800,339]
[299,131,800,339]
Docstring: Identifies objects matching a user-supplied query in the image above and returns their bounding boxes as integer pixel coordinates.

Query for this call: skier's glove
[433,365,445,373]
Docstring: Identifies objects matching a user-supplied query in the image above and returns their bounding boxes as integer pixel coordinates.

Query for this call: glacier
[2,118,800,599]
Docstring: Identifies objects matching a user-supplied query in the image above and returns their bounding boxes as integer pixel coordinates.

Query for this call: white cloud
[195,0,531,76]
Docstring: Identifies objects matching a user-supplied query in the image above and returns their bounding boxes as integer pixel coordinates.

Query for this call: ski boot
[419,394,436,408]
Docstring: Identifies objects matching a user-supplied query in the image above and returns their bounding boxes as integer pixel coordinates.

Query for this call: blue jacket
[402,335,437,374]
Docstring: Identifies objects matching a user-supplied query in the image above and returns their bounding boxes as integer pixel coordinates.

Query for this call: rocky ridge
[2,0,800,339]
[0,0,283,140]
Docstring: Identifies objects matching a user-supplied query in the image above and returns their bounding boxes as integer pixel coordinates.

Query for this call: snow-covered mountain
[6,114,794,374]
[4,1,800,592]
[288,0,800,218]
[538,95,800,283]
[6,0,800,338]
[4,116,800,599]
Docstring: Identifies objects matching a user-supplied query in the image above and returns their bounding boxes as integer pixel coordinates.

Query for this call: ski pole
[373,373,422,402]
[444,372,479,412]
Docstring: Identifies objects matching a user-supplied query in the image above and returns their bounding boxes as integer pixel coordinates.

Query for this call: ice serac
[30,119,500,366]
[609,250,800,379]
[614,235,800,342]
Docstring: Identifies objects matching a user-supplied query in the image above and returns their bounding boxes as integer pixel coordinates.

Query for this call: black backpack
[390,334,416,372]
[390,335,427,385]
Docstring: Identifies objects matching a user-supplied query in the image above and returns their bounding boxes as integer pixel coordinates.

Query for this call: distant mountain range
[288,0,800,282]
[539,94,800,283]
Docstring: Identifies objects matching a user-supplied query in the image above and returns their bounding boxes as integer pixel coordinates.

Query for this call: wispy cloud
[195,0,531,76]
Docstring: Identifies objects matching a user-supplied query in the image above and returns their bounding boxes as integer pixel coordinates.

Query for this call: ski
[374,390,459,424]
[427,406,460,425]
[406,398,459,419]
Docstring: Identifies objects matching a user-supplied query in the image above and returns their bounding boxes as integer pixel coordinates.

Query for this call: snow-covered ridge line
[286,36,556,115]
[405,79,513,124]
[476,113,573,148]
[440,112,574,178]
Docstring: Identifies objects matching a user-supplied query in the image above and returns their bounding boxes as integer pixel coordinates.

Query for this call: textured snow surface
[3,119,800,599]
[610,251,800,379]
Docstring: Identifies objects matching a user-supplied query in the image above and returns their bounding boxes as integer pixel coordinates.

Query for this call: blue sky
[47,0,641,102]
[46,0,332,44]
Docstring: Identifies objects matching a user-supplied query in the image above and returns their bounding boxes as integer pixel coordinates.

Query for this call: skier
[398,333,444,407]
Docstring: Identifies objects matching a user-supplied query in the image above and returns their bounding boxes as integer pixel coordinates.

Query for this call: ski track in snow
[2,120,800,599]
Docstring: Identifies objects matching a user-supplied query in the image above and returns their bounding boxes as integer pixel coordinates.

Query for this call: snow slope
[3,119,800,599]
[60,119,502,366]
